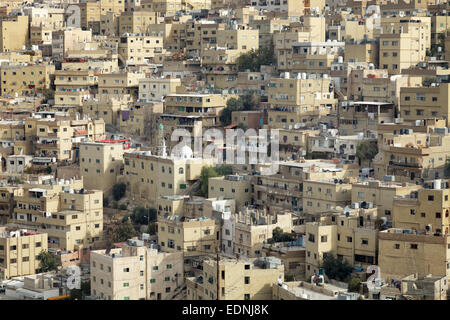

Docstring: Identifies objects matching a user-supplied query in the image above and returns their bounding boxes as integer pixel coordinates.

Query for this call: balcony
[388,161,422,169]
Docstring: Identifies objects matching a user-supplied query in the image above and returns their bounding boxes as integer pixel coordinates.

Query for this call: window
[320,236,327,242]
[123,268,130,272]
[123,283,129,287]
[436,212,442,218]
[166,264,172,269]
[395,244,400,249]
[244,277,250,284]
[428,195,434,201]
[244,264,250,270]
[347,237,352,243]
[410,244,418,249]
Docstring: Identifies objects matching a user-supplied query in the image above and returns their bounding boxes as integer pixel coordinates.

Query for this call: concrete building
[186,256,284,300]
[378,228,450,282]
[90,238,184,300]
[5,155,33,174]
[138,77,181,102]
[0,15,29,53]
[10,177,103,252]
[157,215,220,273]
[123,148,214,207]
[208,174,252,209]
[80,141,125,197]
[0,227,48,280]
[234,208,292,258]
[304,206,379,277]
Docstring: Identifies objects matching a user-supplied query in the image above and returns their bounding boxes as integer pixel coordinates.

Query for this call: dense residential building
[0,0,450,303]
[0,227,48,280]
[186,256,284,300]
[90,238,184,300]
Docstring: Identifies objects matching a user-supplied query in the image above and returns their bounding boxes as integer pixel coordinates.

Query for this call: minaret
[158,124,167,157]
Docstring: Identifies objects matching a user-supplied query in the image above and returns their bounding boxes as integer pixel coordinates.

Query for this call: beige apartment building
[123,149,214,207]
[90,239,184,300]
[373,131,450,183]
[399,83,450,125]
[289,41,345,74]
[78,2,101,33]
[138,77,181,102]
[82,96,129,126]
[201,28,259,89]
[118,11,158,34]
[1,64,55,97]
[54,70,96,106]
[273,17,326,72]
[112,35,164,66]
[0,227,48,280]
[159,93,230,149]
[392,181,450,234]
[98,71,144,98]
[208,174,252,209]
[10,177,103,252]
[52,29,93,59]
[338,101,395,137]
[302,179,353,215]
[344,42,379,66]
[0,15,29,52]
[140,0,182,16]
[234,209,292,258]
[379,17,430,74]
[31,117,105,161]
[0,186,21,224]
[119,101,163,137]
[267,73,337,127]
[157,215,220,272]
[80,141,125,197]
[351,180,421,220]
[186,256,284,300]
[378,228,450,281]
[305,207,379,277]
[253,161,359,214]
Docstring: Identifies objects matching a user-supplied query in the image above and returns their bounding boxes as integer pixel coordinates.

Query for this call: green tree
[41,89,54,104]
[199,166,219,197]
[45,166,52,174]
[70,281,91,300]
[268,227,296,244]
[236,45,275,72]
[215,165,233,176]
[131,207,157,225]
[119,204,127,210]
[116,219,138,242]
[348,277,361,293]
[356,141,378,162]
[148,222,157,235]
[445,158,450,178]
[37,250,59,272]
[322,253,353,282]
[112,183,126,201]
[219,94,259,126]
